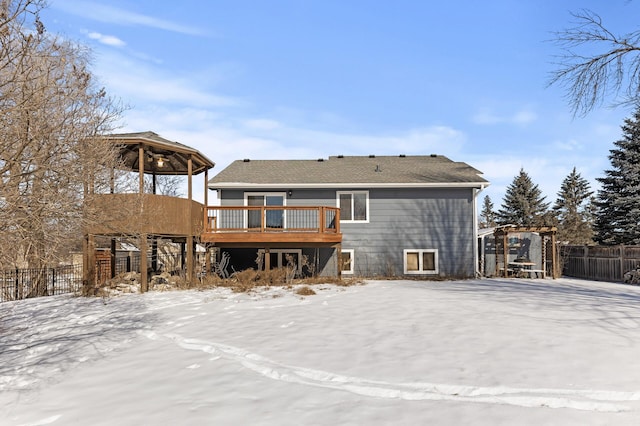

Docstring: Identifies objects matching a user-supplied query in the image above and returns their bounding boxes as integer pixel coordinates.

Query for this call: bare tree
[550,9,640,116]
[144,175,184,197]
[0,0,123,272]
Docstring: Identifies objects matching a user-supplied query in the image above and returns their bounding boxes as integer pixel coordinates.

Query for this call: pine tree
[479,195,496,228]
[553,167,594,244]
[594,107,640,245]
[496,169,550,226]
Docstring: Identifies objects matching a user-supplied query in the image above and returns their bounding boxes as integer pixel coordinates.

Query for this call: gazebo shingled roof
[106,131,215,175]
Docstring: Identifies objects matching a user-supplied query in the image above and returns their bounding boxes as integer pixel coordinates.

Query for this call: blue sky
[41,0,639,204]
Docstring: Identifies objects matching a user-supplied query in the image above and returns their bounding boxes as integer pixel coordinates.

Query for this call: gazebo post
[203,168,210,278]
[187,155,194,283]
[552,231,558,279]
[110,169,116,278]
[503,230,509,278]
[138,144,149,292]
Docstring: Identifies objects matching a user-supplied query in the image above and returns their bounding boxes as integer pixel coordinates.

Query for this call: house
[205,155,489,278]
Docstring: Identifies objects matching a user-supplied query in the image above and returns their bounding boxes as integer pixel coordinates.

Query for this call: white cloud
[472,107,537,126]
[52,1,208,36]
[553,138,581,151]
[512,110,537,125]
[472,109,502,125]
[93,51,240,108]
[85,31,125,47]
[243,119,282,130]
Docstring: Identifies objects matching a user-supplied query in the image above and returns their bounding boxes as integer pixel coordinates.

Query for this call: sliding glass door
[246,193,285,229]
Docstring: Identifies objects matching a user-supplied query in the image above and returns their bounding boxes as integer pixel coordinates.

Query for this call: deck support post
[140,233,148,292]
[83,234,96,291]
[204,244,211,278]
[152,238,158,273]
[336,243,342,279]
[110,238,116,278]
[264,248,270,270]
[187,235,194,283]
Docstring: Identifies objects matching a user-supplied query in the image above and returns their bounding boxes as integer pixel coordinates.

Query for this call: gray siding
[217,187,476,278]
[340,188,475,278]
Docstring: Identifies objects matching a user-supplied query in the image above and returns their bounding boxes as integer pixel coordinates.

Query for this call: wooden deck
[201,206,342,245]
[87,198,342,245]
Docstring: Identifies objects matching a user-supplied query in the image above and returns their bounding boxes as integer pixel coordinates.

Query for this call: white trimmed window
[404,249,438,275]
[337,191,369,223]
[340,249,354,274]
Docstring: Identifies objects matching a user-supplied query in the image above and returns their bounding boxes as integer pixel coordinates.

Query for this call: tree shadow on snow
[410,278,640,342]
[0,294,160,393]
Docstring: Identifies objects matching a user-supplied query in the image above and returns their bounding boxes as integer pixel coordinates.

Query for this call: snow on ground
[2,277,640,425]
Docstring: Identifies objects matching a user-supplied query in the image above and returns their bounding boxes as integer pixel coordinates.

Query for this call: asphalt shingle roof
[104,131,215,175]
[209,155,488,188]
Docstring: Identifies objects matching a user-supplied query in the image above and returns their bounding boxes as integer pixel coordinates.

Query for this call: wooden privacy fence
[560,245,640,282]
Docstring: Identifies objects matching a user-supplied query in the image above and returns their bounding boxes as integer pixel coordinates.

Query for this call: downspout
[473,184,486,278]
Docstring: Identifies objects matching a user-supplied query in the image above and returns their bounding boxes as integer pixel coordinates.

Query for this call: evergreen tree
[594,107,640,245]
[479,195,496,228]
[497,169,550,226]
[553,167,594,244]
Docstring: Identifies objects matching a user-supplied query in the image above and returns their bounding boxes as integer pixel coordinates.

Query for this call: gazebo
[492,225,559,279]
[84,131,215,291]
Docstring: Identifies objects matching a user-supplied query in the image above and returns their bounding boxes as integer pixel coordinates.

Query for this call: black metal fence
[1,251,189,302]
[0,264,83,303]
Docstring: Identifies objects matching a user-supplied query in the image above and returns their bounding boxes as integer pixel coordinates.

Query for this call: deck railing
[205,206,340,234]
[89,193,204,236]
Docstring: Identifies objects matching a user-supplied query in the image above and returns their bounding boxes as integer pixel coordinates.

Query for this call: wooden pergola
[84,131,215,292]
[493,225,559,279]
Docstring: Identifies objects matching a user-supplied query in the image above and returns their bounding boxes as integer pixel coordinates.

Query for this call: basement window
[404,249,438,275]
[340,249,354,274]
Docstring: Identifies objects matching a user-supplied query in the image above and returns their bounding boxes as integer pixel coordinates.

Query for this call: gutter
[473,184,488,278]
[209,182,490,190]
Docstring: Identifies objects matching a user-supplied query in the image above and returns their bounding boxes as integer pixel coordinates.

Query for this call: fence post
[620,244,625,281]
[52,267,56,295]
[583,245,588,279]
[14,268,18,300]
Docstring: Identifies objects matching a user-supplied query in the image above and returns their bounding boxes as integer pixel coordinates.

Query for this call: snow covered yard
[2,278,640,425]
